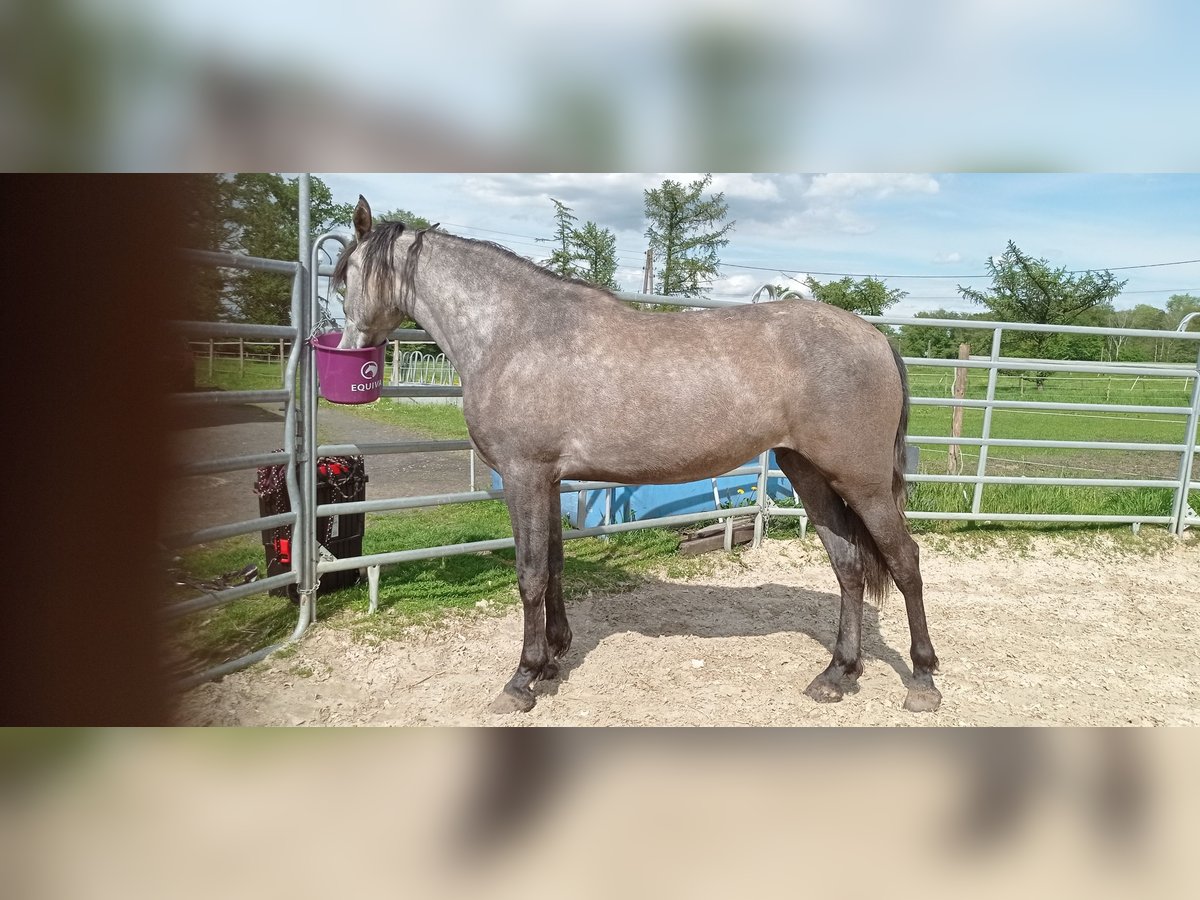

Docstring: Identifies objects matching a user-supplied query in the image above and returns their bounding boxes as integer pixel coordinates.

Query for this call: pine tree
[643,174,734,300]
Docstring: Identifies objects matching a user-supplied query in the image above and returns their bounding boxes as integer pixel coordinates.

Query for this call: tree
[805,275,907,316]
[540,198,581,279]
[958,241,1126,385]
[1161,294,1200,363]
[372,207,432,230]
[572,221,619,290]
[535,199,620,290]
[178,174,236,320]
[1055,302,1112,362]
[222,174,353,325]
[1104,304,1174,362]
[1118,304,1170,362]
[643,174,734,301]
[898,309,993,359]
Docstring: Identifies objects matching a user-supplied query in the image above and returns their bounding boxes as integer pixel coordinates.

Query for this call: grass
[320,397,469,440]
[172,500,681,671]
[903,367,1200,528]
[194,356,288,392]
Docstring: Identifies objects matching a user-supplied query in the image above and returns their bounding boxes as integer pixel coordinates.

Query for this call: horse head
[331,195,413,348]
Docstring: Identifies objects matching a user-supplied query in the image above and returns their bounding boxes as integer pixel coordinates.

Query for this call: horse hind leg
[841,487,941,712]
[775,448,867,704]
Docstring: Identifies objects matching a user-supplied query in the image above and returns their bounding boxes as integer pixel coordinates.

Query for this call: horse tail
[890,342,911,516]
[850,343,911,605]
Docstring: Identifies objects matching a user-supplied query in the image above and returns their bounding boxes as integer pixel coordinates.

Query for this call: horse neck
[403,237,580,381]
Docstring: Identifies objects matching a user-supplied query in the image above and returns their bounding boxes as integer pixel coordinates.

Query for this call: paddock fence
[164,208,1200,688]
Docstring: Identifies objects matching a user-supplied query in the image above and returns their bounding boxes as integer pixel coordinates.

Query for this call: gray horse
[333,197,941,715]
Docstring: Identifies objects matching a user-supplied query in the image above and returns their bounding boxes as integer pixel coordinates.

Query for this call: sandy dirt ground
[178,532,1200,726]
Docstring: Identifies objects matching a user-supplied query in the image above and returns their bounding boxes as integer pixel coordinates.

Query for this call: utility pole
[642,248,653,294]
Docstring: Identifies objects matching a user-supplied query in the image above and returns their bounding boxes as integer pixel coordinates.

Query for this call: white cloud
[932,251,962,264]
[780,205,876,236]
[805,173,940,200]
[706,174,783,202]
[466,172,783,204]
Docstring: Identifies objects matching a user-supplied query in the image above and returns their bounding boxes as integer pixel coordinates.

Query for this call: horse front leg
[490,468,559,714]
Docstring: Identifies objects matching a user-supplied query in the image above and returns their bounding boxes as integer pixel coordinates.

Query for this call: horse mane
[330,220,409,296]
[331,221,619,302]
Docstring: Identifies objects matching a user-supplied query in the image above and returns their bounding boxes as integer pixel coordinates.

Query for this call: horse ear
[353,196,373,241]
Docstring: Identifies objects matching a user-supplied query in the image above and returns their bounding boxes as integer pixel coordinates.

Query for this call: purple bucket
[311,332,386,404]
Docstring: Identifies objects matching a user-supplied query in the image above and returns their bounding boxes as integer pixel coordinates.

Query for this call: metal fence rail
[167,210,1200,688]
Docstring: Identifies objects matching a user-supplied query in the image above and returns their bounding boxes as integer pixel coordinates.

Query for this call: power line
[438,221,645,261]
[439,219,1200,282]
[1101,258,1200,272]
[719,257,1200,280]
[872,288,1200,302]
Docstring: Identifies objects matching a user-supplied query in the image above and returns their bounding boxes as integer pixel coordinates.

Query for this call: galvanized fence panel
[166,245,314,689]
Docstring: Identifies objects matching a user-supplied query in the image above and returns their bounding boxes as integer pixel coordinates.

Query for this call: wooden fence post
[239,338,245,377]
[948,343,969,475]
[208,339,214,380]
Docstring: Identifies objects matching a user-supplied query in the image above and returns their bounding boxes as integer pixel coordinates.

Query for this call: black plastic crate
[255,456,368,600]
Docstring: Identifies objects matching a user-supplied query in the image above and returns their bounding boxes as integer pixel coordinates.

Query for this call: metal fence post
[298,174,320,623]
[1171,344,1200,534]
[752,450,770,548]
[971,327,1003,516]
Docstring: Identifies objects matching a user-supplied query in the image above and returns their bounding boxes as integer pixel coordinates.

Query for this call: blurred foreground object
[0,176,181,724]
[1,1,1194,170]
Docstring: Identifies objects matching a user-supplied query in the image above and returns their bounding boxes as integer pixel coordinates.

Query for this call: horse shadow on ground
[534,577,919,700]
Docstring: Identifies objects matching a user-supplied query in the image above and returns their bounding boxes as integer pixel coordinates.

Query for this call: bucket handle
[309,308,344,346]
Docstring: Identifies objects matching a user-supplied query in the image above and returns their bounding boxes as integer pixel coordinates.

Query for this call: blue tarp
[491,450,796,527]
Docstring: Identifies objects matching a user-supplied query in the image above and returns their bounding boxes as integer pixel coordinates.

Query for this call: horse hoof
[903,685,942,713]
[804,677,844,704]
[489,688,536,715]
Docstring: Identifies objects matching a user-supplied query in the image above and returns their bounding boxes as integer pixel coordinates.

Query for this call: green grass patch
[172,501,680,671]
[195,357,287,393]
[320,398,468,440]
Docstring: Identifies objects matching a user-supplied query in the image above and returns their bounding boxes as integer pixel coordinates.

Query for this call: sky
[318,173,1200,318]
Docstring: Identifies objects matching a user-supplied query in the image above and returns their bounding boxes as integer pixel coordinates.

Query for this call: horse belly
[560,406,777,484]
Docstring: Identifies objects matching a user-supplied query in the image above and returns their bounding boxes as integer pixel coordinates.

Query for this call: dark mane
[330,220,411,296]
